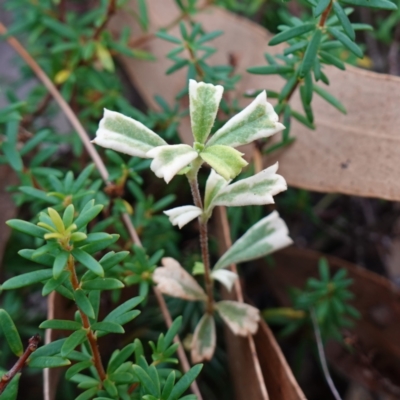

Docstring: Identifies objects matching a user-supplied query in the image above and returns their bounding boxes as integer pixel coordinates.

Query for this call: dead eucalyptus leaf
[152,257,207,301]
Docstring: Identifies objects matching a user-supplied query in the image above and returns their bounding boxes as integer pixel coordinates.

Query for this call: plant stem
[310,308,342,400]
[67,256,107,382]
[93,0,117,40]
[0,334,40,394]
[319,0,333,27]
[187,160,214,315]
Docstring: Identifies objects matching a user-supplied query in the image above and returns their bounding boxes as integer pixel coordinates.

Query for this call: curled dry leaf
[152,257,207,301]
[215,300,260,336]
[191,313,216,363]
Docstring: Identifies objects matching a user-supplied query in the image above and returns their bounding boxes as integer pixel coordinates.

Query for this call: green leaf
[189,80,223,144]
[268,23,316,46]
[200,145,247,181]
[304,72,313,104]
[132,365,158,397]
[1,269,53,290]
[166,364,203,400]
[0,309,23,356]
[75,387,98,400]
[53,251,70,279]
[66,360,93,380]
[29,356,71,368]
[72,249,104,277]
[81,278,124,291]
[74,289,95,319]
[340,0,397,9]
[104,296,143,322]
[19,187,59,204]
[39,319,82,330]
[138,0,149,30]
[327,27,363,58]
[206,91,284,148]
[190,314,216,363]
[315,0,331,16]
[156,30,181,44]
[94,109,167,158]
[2,141,23,172]
[42,271,70,296]
[213,211,292,270]
[319,50,346,70]
[247,64,294,75]
[161,371,175,400]
[0,371,20,399]
[333,2,355,40]
[163,317,182,350]
[299,29,322,77]
[73,204,104,230]
[91,321,124,334]
[78,234,119,254]
[313,84,347,114]
[62,205,75,228]
[103,378,118,397]
[61,329,87,357]
[95,43,114,72]
[107,343,135,374]
[6,219,47,238]
[100,251,130,271]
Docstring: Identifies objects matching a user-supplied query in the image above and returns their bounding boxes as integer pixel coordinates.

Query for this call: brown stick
[0,21,201,398]
[0,335,41,395]
[217,206,269,399]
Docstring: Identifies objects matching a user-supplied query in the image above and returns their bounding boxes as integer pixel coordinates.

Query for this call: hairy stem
[0,335,40,395]
[187,160,214,314]
[67,256,106,382]
[311,308,342,400]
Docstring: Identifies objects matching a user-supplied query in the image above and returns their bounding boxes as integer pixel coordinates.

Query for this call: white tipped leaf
[204,169,229,213]
[164,206,202,228]
[212,163,287,208]
[191,314,216,363]
[152,257,207,301]
[213,211,293,270]
[189,80,224,144]
[200,145,248,181]
[215,300,260,336]
[206,91,285,148]
[147,144,198,183]
[94,109,167,158]
[211,269,238,291]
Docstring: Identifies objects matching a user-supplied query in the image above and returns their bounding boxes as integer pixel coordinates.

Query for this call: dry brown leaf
[259,247,400,397]
[111,0,400,201]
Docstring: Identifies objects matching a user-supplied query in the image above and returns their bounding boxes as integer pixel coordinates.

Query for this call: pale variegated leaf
[152,258,207,301]
[189,80,224,144]
[211,269,238,291]
[94,109,166,157]
[147,144,198,183]
[206,91,284,148]
[213,211,293,270]
[164,205,202,228]
[215,300,260,336]
[204,169,229,213]
[212,162,287,207]
[191,314,216,363]
[200,145,248,180]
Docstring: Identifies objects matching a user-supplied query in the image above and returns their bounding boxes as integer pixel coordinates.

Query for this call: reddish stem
[0,335,41,395]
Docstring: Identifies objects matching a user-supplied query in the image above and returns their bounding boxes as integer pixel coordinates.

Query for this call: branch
[310,308,342,400]
[93,0,117,40]
[0,21,201,398]
[217,207,269,399]
[0,335,41,395]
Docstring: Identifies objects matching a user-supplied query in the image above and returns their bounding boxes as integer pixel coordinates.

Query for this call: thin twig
[310,308,342,400]
[0,335,40,394]
[217,206,269,399]
[0,21,202,398]
[93,0,117,40]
